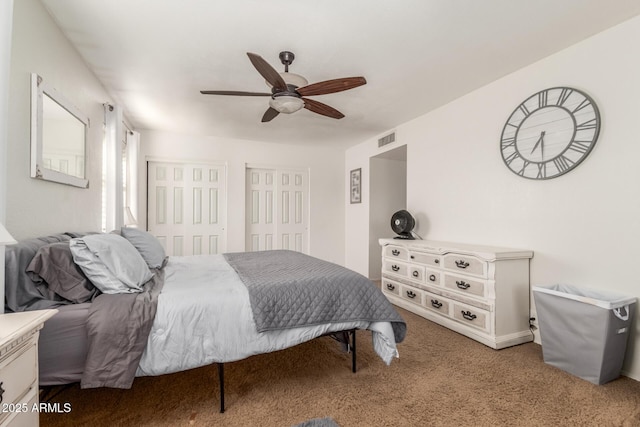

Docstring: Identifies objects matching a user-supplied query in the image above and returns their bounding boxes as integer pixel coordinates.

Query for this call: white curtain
[125,130,140,225]
[103,104,123,231]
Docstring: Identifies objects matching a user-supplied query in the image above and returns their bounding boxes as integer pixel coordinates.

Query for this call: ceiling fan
[200,51,366,122]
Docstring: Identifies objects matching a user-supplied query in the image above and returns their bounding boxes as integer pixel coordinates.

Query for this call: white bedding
[136,254,399,376]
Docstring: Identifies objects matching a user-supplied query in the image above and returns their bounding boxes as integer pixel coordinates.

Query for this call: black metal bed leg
[218,363,225,413]
[351,329,357,373]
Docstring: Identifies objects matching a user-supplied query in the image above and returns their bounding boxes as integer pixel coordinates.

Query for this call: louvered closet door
[148,161,226,256]
[246,167,308,253]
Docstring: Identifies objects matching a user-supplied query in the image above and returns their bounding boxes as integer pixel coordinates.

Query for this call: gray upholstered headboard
[4,233,81,312]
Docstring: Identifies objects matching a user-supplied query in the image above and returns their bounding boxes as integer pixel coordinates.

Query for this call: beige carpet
[40,308,640,426]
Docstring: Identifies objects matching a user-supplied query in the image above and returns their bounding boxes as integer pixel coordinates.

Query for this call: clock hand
[530,131,546,157]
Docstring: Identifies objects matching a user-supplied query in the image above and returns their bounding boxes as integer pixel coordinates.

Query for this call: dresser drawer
[384,245,409,261]
[400,285,423,306]
[452,302,490,333]
[444,274,485,298]
[409,252,441,268]
[0,343,37,410]
[381,278,400,296]
[424,269,441,286]
[423,290,451,317]
[383,260,409,277]
[443,254,487,277]
[408,265,425,282]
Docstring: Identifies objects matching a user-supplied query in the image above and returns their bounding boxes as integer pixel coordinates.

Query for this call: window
[102,104,139,232]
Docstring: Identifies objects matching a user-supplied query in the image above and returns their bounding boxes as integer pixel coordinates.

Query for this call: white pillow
[70,234,154,294]
[120,227,166,268]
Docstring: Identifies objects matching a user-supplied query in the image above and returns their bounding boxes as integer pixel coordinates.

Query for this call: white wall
[0,0,13,220]
[139,130,346,265]
[346,16,640,380]
[0,0,15,313]
[6,0,110,240]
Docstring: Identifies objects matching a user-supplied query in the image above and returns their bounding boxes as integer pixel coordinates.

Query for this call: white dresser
[0,310,57,427]
[379,238,533,349]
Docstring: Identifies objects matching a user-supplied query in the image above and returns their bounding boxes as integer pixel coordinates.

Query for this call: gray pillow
[69,234,153,294]
[120,227,166,268]
[26,242,99,303]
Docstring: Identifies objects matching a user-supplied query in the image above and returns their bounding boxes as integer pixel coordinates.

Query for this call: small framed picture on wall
[350,168,361,204]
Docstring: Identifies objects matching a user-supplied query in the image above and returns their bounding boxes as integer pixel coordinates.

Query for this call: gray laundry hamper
[533,284,636,385]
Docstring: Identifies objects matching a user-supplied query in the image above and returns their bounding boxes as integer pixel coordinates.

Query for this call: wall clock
[500,87,600,180]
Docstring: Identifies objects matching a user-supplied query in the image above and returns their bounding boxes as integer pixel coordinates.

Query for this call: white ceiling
[40,0,640,148]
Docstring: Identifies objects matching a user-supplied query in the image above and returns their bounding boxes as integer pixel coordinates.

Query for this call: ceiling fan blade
[302,98,344,119]
[247,53,287,91]
[200,90,271,96]
[261,107,280,122]
[296,77,366,97]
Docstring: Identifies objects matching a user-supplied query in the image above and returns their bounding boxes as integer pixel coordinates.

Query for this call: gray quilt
[224,250,406,343]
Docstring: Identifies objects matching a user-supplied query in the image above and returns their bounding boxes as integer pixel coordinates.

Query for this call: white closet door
[148,161,226,256]
[246,167,308,253]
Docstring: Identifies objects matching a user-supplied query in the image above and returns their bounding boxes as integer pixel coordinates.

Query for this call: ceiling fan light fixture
[265,72,309,89]
[269,95,304,114]
[282,72,308,88]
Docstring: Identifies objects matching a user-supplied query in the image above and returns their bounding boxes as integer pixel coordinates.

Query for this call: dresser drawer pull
[410,255,415,259]
[461,310,477,321]
[456,280,470,290]
[391,265,400,272]
[406,290,417,299]
[434,259,440,264]
[455,260,470,269]
[412,271,419,278]
[429,274,436,282]
[386,283,395,291]
[431,300,443,309]
[392,249,400,256]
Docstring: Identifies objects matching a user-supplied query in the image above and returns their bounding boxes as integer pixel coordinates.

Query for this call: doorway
[368,146,407,279]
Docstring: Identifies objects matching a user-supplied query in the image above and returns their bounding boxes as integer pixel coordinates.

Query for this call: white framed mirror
[30,73,89,188]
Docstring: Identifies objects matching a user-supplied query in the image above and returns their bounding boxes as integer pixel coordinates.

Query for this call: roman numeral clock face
[500,87,601,180]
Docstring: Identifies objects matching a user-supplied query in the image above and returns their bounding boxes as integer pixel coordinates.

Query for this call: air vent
[378,132,396,148]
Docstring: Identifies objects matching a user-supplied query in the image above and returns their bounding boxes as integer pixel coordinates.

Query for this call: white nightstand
[0,310,57,427]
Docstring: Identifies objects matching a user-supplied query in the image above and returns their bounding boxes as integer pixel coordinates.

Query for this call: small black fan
[390,210,415,240]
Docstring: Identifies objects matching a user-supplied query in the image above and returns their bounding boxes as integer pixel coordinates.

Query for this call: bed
[4,229,406,412]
